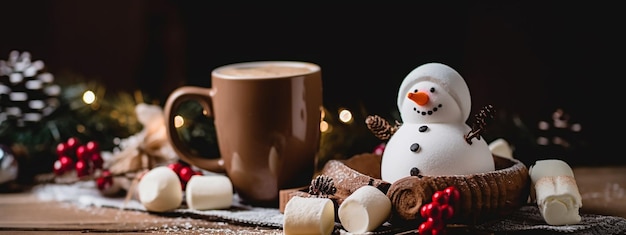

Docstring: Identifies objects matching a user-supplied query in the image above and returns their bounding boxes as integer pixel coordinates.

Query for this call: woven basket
[306,153,530,225]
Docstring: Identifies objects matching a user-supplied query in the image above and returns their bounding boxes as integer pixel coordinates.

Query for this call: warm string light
[320,107,330,133]
[174,115,185,128]
[82,90,96,104]
[319,121,329,133]
[319,107,355,134]
[339,108,353,124]
[169,106,354,134]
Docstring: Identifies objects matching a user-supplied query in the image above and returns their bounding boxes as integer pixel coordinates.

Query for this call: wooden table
[0,191,283,234]
[1,165,625,234]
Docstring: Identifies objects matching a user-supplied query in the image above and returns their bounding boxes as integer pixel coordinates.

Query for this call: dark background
[1,1,623,166]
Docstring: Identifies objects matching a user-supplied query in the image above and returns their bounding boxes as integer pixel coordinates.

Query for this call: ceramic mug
[164,61,323,207]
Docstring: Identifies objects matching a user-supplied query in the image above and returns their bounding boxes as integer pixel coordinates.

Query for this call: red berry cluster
[95,169,117,194]
[418,186,461,235]
[53,137,103,177]
[167,161,203,190]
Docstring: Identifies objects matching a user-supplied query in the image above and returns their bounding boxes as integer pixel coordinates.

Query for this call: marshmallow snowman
[381,63,495,183]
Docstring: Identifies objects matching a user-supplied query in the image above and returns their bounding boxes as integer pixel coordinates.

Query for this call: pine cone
[308,174,336,197]
[365,115,400,140]
[0,51,60,127]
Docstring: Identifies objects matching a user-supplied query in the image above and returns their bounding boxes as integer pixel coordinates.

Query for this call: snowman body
[380,63,495,183]
[381,123,494,183]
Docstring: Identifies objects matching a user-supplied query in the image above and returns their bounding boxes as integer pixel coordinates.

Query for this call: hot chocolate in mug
[164,61,323,207]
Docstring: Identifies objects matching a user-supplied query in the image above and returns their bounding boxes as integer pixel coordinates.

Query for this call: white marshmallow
[283,196,335,235]
[529,159,582,225]
[488,138,513,159]
[338,185,391,233]
[137,166,183,212]
[185,175,233,210]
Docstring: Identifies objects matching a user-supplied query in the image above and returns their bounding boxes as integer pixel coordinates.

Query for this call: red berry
[90,152,104,169]
[75,160,90,177]
[66,137,80,150]
[53,160,63,174]
[59,155,74,167]
[440,204,454,220]
[96,170,113,190]
[443,186,460,206]
[428,217,445,230]
[56,142,69,156]
[421,202,441,220]
[179,166,194,183]
[76,145,88,161]
[373,143,386,155]
[53,155,74,175]
[432,191,450,205]
[96,170,122,196]
[420,202,430,218]
[418,219,434,235]
[85,141,99,153]
[53,160,68,175]
[167,162,183,174]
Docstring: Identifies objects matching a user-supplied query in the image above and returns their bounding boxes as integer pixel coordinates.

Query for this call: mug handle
[163,86,225,173]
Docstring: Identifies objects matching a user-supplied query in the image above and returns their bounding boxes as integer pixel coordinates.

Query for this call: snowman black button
[410,167,420,176]
[410,143,420,152]
[419,125,428,132]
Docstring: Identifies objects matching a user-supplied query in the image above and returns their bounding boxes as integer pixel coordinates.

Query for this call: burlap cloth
[33,182,626,235]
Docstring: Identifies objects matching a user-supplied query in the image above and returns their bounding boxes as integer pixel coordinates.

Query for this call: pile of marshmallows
[137,166,233,212]
[284,185,391,234]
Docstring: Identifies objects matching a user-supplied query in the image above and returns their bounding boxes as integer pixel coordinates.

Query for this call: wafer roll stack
[529,159,582,225]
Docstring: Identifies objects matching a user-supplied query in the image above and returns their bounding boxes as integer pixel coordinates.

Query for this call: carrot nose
[407,91,429,106]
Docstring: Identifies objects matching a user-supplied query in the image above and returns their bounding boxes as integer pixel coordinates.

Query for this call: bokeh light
[320,120,329,133]
[174,115,185,128]
[338,108,353,124]
[82,90,96,104]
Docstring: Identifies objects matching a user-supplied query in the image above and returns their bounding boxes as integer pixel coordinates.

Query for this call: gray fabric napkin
[474,205,626,235]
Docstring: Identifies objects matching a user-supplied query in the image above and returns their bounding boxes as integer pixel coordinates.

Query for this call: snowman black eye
[430,87,435,93]
[413,89,418,93]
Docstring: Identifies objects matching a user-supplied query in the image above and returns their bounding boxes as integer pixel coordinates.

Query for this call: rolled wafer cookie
[185,175,233,210]
[283,196,335,235]
[137,166,183,212]
[529,159,582,225]
[338,185,391,233]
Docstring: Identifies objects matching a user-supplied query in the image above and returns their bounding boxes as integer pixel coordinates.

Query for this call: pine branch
[464,104,496,144]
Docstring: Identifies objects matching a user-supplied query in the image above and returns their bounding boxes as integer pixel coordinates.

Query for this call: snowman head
[397,63,471,123]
